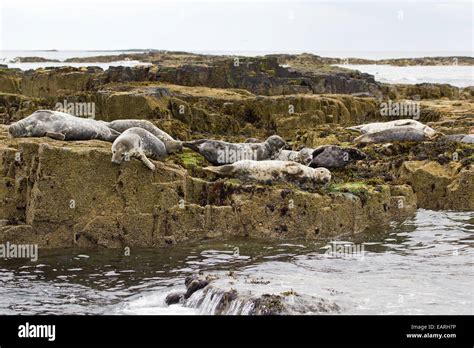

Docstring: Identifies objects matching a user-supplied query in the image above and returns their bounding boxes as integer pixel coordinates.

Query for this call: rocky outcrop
[21,67,103,98]
[0,126,416,248]
[274,53,474,67]
[13,57,60,63]
[61,51,474,67]
[0,52,472,250]
[382,83,464,100]
[151,57,381,96]
[4,55,383,97]
[398,161,474,210]
[0,69,22,94]
[0,93,46,124]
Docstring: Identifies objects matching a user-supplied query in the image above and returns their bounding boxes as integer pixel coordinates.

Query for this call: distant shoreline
[2,51,473,66]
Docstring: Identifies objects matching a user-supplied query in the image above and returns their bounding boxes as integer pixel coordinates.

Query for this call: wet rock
[251,294,285,315]
[184,276,209,299]
[179,284,341,315]
[165,292,185,305]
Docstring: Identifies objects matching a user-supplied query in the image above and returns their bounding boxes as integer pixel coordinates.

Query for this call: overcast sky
[0,0,472,54]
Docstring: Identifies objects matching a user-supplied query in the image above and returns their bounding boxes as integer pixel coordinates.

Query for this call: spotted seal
[347,119,436,137]
[111,127,167,170]
[8,110,120,141]
[439,134,474,144]
[106,119,182,153]
[354,126,429,144]
[183,135,286,165]
[204,160,331,189]
[243,138,262,143]
[275,147,314,165]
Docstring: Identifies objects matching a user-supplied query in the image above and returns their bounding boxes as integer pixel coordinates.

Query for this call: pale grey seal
[111,127,167,170]
[275,147,314,165]
[309,145,367,168]
[204,160,331,189]
[183,135,286,165]
[8,110,120,141]
[244,138,262,143]
[354,126,429,144]
[106,119,182,153]
[347,119,436,137]
[439,134,474,144]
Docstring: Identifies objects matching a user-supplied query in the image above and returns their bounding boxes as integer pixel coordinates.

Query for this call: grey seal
[275,147,314,165]
[244,138,262,143]
[354,126,429,144]
[106,119,182,153]
[347,119,436,137]
[183,135,286,165]
[111,127,167,170]
[8,110,120,141]
[309,145,367,168]
[204,160,331,189]
[439,134,474,144]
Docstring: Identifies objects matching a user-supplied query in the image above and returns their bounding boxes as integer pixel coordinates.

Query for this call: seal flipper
[104,129,121,142]
[182,139,208,152]
[138,152,156,171]
[45,132,66,141]
[310,146,327,159]
[345,126,364,133]
[203,164,234,177]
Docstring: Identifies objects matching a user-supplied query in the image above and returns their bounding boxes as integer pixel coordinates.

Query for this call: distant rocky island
[9,56,60,63]
[11,51,474,66]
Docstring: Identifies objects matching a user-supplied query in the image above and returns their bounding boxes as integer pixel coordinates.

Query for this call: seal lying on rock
[309,145,367,168]
[439,134,474,144]
[106,119,183,153]
[275,147,314,165]
[347,119,436,137]
[204,160,331,188]
[244,137,262,143]
[354,126,429,144]
[8,110,120,141]
[183,135,286,165]
[111,127,167,170]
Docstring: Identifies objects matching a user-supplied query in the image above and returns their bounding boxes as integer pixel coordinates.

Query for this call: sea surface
[0,209,472,315]
[337,64,474,88]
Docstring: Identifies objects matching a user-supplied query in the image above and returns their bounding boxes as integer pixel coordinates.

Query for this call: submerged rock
[169,277,341,315]
[165,292,185,305]
[184,276,209,299]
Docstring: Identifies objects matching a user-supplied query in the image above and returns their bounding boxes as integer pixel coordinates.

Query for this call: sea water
[0,209,472,315]
[336,64,474,88]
